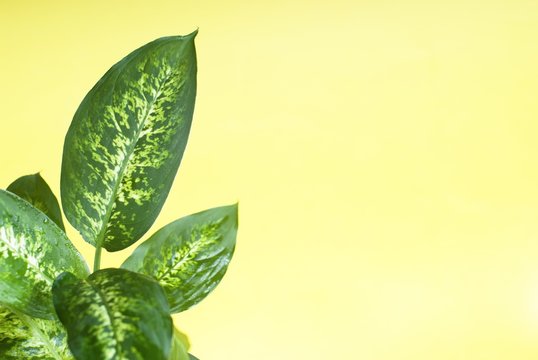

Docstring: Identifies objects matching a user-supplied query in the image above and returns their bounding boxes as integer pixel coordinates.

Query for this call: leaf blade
[61,32,198,251]
[169,327,190,360]
[0,305,73,360]
[7,173,65,231]
[122,204,238,313]
[52,268,173,360]
[0,189,89,319]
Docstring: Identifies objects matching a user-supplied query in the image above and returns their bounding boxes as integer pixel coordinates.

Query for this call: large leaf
[0,190,89,319]
[61,32,198,252]
[7,173,65,231]
[0,305,73,359]
[52,268,173,360]
[169,327,190,360]
[122,204,238,313]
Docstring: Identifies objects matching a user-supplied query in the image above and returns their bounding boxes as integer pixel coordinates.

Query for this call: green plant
[0,30,237,360]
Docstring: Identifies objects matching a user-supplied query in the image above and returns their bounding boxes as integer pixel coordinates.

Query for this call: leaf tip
[187,28,199,39]
[226,202,239,230]
[170,29,198,42]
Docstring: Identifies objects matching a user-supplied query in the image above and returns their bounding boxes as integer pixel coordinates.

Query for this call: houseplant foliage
[0,30,238,360]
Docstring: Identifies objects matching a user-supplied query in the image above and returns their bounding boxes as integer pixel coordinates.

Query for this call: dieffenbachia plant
[0,30,238,360]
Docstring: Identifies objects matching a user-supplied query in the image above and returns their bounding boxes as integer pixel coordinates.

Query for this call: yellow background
[2,0,538,358]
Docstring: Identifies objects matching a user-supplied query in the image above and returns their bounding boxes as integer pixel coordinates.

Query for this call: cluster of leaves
[0,30,238,359]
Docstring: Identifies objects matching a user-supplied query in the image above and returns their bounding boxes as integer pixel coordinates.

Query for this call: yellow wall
[2,0,538,358]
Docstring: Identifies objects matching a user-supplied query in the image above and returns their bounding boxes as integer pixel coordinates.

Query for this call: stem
[93,245,102,272]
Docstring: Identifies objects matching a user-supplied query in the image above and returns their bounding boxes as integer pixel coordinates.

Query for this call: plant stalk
[93,245,102,272]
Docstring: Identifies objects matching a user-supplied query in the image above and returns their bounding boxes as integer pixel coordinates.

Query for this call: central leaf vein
[95,64,176,247]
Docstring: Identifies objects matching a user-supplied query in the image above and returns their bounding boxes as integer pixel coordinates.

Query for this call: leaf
[122,204,238,313]
[189,354,199,360]
[169,327,190,360]
[0,189,89,319]
[61,31,198,252]
[52,268,173,360]
[0,305,73,359]
[7,173,65,231]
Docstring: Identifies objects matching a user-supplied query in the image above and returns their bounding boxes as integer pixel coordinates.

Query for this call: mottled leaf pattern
[61,32,198,251]
[0,190,89,319]
[2,31,230,359]
[7,173,65,231]
[169,327,190,360]
[0,305,72,359]
[52,268,173,360]
[122,204,238,313]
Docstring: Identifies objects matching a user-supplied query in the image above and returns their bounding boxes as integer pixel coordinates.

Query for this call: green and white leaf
[0,305,72,359]
[122,204,238,313]
[7,173,65,231]
[169,327,190,360]
[52,268,173,360]
[0,190,89,319]
[61,31,198,252]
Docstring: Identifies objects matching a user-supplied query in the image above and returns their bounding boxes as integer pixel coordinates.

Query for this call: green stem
[93,245,102,272]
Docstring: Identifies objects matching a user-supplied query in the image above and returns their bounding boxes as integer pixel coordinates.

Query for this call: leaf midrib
[10,306,67,360]
[95,63,176,247]
[87,280,122,358]
[156,239,206,282]
[0,226,55,285]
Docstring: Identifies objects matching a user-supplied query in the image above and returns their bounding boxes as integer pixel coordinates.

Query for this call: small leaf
[189,354,200,360]
[7,173,65,231]
[0,305,73,359]
[169,327,190,360]
[0,189,89,319]
[61,31,198,252]
[52,268,173,360]
[122,204,238,313]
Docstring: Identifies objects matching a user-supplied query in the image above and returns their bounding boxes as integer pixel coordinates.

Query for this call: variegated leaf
[122,204,238,313]
[61,31,198,252]
[52,268,173,360]
[7,173,65,231]
[0,305,73,359]
[0,190,89,319]
[169,327,190,360]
